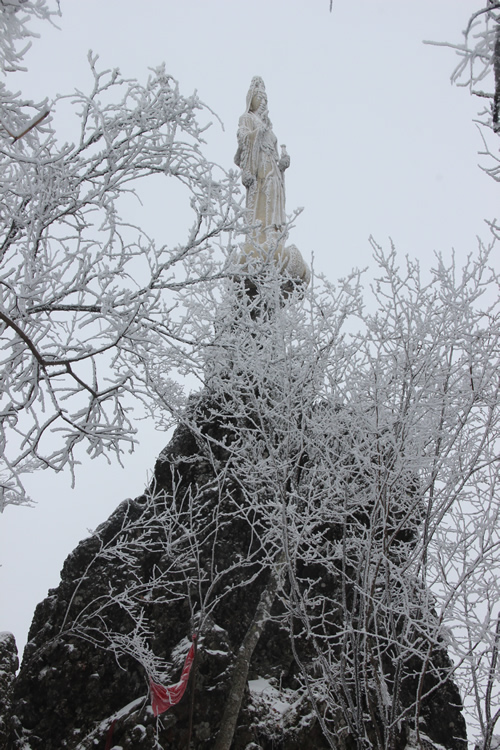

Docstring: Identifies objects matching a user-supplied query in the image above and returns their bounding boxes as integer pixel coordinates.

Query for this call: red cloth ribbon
[104,719,117,750]
[149,635,197,717]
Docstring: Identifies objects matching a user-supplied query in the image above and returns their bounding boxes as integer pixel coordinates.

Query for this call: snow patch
[247,675,309,739]
[204,648,229,657]
[248,677,291,717]
[133,724,146,739]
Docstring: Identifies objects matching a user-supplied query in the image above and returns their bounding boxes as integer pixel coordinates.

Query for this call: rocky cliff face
[0,633,18,748]
[4,397,468,750]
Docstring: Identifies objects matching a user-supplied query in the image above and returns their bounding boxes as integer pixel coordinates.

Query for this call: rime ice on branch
[234,76,309,285]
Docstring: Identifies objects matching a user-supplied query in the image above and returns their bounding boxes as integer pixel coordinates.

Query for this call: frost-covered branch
[0,25,242,507]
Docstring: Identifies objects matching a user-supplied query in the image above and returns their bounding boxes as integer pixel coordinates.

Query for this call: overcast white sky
[1,1,498,656]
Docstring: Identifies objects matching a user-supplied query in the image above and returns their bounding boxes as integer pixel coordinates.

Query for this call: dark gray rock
[0,632,18,747]
[4,399,467,750]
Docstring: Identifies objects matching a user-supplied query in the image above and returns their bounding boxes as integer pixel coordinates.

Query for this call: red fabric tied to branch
[149,635,197,717]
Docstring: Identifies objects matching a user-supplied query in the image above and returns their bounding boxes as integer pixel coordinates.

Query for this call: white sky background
[1,0,498,660]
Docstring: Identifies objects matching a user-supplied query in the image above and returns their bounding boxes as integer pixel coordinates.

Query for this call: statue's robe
[236,111,286,249]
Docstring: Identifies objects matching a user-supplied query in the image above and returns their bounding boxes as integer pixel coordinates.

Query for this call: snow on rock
[248,677,295,717]
[247,675,308,741]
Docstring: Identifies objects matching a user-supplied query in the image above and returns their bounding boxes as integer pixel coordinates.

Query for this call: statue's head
[245,76,269,121]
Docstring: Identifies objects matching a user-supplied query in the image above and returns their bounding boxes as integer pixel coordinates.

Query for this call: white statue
[235,77,309,285]
[235,76,289,248]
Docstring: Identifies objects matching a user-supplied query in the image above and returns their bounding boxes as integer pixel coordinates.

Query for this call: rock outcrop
[5,397,468,750]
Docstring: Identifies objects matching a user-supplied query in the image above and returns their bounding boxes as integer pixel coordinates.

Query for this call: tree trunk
[213,559,283,750]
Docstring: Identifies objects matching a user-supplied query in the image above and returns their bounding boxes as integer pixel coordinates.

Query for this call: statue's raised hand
[279,144,290,172]
[242,170,256,189]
